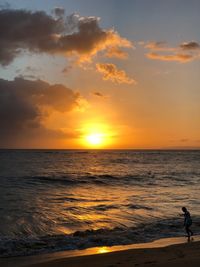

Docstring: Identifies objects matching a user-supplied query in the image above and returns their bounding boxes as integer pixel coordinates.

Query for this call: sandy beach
[1,236,200,267]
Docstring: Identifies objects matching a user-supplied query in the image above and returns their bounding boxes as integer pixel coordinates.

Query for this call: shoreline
[1,235,200,267]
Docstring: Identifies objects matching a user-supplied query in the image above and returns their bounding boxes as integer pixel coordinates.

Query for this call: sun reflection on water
[97,246,110,254]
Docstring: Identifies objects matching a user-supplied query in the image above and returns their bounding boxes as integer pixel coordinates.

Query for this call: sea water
[0,149,199,256]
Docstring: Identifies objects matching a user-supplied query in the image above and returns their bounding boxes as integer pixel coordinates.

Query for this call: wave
[9,174,123,187]
[2,170,199,188]
[21,173,159,187]
[125,204,154,210]
[93,204,119,211]
[0,172,195,191]
[1,217,199,257]
[52,197,110,203]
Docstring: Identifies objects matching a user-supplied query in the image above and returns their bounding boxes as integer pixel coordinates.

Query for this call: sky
[0,0,200,149]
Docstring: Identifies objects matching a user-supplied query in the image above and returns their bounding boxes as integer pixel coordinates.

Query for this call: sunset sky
[0,0,200,149]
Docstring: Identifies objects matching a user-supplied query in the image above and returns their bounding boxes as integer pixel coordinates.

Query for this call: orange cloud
[105,47,128,59]
[145,41,175,51]
[146,52,194,62]
[144,40,200,63]
[96,63,136,84]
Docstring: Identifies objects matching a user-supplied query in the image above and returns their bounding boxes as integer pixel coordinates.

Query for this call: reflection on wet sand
[3,235,200,267]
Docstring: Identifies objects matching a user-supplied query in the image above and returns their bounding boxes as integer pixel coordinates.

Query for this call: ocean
[0,149,199,256]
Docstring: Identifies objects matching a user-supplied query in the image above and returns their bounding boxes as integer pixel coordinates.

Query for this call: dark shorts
[186,220,192,227]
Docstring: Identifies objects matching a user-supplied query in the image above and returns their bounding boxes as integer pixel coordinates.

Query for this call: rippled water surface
[0,150,200,256]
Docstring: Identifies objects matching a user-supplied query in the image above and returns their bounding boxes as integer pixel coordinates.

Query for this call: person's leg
[189,226,193,236]
[185,225,190,237]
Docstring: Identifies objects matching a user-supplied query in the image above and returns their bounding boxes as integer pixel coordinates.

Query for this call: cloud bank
[0,9,132,65]
[0,78,81,147]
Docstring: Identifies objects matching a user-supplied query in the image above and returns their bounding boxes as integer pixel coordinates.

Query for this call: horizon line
[0,147,200,151]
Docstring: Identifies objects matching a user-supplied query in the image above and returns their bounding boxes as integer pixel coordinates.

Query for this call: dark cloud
[0,78,80,147]
[93,92,105,97]
[180,41,200,50]
[0,9,132,65]
[62,65,73,74]
[53,7,65,18]
[0,9,62,65]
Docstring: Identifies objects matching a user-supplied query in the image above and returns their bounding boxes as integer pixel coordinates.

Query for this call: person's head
[182,207,187,212]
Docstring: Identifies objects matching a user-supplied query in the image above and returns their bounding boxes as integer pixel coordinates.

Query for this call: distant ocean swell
[2,171,200,187]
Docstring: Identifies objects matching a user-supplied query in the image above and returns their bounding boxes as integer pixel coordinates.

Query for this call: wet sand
[1,236,200,267]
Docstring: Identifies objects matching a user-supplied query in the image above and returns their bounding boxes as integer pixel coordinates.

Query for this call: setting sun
[86,133,104,146]
[80,123,114,148]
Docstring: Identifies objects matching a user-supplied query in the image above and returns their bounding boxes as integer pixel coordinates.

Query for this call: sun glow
[86,133,104,146]
[80,123,114,148]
